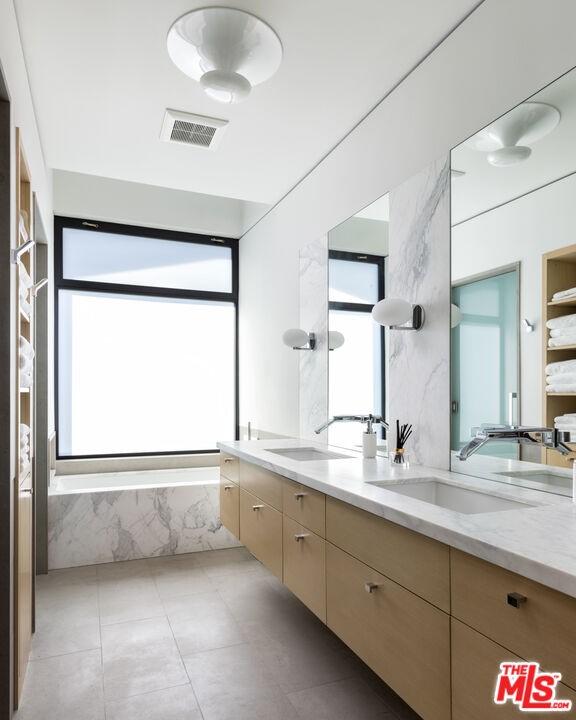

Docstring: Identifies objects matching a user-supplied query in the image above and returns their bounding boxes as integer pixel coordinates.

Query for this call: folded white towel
[546,373,576,385]
[548,334,576,347]
[20,295,31,316]
[550,327,576,337]
[555,423,576,430]
[555,414,576,422]
[547,384,576,393]
[20,372,32,388]
[19,336,34,360]
[19,353,33,372]
[20,423,30,436]
[546,359,576,375]
[553,287,576,301]
[18,264,33,289]
[547,313,576,330]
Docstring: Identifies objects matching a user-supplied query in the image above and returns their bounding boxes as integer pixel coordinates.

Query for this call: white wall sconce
[372,298,425,331]
[328,331,345,351]
[282,328,316,351]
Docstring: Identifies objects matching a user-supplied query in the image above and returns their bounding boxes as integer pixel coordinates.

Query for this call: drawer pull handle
[252,504,265,511]
[223,485,234,491]
[224,458,234,463]
[294,533,310,542]
[294,492,307,500]
[507,592,527,608]
[365,582,380,594]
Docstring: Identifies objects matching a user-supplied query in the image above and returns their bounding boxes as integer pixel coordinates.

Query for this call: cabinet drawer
[219,477,240,538]
[451,550,576,690]
[326,543,450,720]
[220,452,239,483]
[452,618,576,719]
[282,478,325,537]
[239,488,282,580]
[326,497,450,611]
[239,460,283,510]
[283,516,326,621]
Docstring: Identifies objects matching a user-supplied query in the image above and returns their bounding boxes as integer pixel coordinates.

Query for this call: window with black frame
[55,218,238,458]
[328,250,386,449]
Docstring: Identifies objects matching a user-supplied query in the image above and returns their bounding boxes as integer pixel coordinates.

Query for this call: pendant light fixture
[167,7,283,104]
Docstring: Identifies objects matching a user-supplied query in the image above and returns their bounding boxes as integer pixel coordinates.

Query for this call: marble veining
[298,236,329,440]
[218,438,576,599]
[48,481,240,570]
[388,155,451,469]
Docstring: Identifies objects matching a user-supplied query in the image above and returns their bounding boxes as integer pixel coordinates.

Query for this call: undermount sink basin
[369,478,536,514]
[495,470,572,489]
[266,447,351,462]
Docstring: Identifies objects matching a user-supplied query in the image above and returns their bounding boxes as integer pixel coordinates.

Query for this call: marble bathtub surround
[388,155,451,470]
[298,236,329,440]
[48,481,240,570]
[218,438,576,599]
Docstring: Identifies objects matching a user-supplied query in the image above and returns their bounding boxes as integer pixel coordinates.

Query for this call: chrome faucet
[457,425,573,461]
[314,414,388,434]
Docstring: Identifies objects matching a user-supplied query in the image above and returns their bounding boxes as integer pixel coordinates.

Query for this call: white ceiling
[16,0,479,230]
[452,66,576,225]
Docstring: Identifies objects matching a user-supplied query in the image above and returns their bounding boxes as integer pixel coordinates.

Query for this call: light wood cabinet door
[326,497,450,611]
[283,516,326,622]
[220,453,239,483]
[219,476,239,538]
[452,618,576,719]
[451,550,576,690]
[239,488,282,580]
[239,461,283,511]
[282,478,325,537]
[326,543,450,720]
[16,484,33,700]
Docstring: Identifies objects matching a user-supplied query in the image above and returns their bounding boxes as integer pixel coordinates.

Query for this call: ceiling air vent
[160,109,228,150]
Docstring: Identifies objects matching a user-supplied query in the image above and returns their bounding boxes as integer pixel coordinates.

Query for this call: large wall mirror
[326,193,389,450]
[450,66,576,496]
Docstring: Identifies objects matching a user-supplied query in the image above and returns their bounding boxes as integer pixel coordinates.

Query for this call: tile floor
[16,547,420,720]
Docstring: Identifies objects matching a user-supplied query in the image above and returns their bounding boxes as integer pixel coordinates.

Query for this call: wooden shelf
[548,297,576,307]
[547,344,576,351]
[547,393,576,397]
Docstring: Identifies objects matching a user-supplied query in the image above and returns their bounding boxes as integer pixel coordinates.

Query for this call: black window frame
[54,215,239,460]
[328,249,386,437]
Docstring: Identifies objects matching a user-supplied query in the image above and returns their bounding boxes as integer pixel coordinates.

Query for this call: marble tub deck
[16,547,418,720]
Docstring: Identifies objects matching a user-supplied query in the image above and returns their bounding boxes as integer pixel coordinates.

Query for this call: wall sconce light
[282,328,316,350]
[371,298,424,330]
[328,331,345,351]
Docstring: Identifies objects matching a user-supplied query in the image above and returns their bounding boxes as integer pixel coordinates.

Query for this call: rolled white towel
[546,373,576,385]
[546,359,576,375]
[20,423,30,436]
[548,334,576,347]
[552,287,576,301]
[547,313,576,330]
[550,327,576,337]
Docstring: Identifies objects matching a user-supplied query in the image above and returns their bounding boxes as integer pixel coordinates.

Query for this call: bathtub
[48,467,241,570]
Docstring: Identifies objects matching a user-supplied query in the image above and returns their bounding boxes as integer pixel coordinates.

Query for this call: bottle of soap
[363,430,377,459]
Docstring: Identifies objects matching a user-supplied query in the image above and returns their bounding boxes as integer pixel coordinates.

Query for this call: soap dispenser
[362,415,380,459]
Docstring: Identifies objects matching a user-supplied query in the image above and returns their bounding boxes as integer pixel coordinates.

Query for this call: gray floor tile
[98,575,164,626]
[164,591,244,655]
[151,563,215,599]
[15,649,104,720]
[287,677,394,720]
[184,643,298,720]
[101,617,188,700]
[105,684,202,720]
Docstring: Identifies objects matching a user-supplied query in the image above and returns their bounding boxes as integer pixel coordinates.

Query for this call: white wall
[328,217,388,256]
[452,173,576,427]
[54,170,248,238]
[239,0,576,439]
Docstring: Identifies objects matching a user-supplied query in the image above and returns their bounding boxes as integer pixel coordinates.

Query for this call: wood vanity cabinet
[239,487,283,580]
[239,460,283,510]
[219,452,239,483]
[219,476,240,538]
[283,515,326,621]
[326,543,451,720]
[451,618,576,719]
[282,478,325,537]
[451,549,576,690]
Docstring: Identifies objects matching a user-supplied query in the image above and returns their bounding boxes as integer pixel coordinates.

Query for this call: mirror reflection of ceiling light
[167,7,283,104]
[328,331,345,351]
[465,102,560,167]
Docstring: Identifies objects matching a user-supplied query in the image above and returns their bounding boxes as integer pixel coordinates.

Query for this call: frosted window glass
[58,290,235,455]
[63,228,232,292]
[329,259,379,304]
[328,309,382,449]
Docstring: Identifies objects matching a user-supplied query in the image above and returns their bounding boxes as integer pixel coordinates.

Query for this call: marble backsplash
[388,154,451,469]
[298,235,329,440]
[48,483,240,569]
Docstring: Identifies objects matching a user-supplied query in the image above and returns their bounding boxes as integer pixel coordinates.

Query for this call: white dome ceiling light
[167,7,283,104]
[464,102,560,167]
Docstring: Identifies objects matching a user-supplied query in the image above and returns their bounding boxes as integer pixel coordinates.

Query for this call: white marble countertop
[217,438,576,599]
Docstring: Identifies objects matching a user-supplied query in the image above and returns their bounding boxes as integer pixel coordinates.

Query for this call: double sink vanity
[218,439,576,720]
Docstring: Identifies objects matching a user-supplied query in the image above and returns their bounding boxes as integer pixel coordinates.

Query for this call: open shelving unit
[13,129,34,706]
[542,243,576,468]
